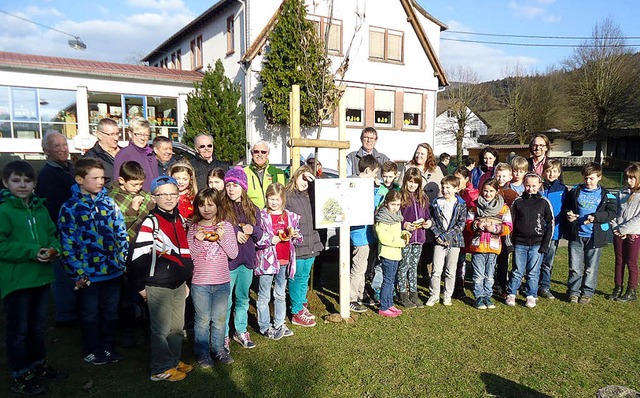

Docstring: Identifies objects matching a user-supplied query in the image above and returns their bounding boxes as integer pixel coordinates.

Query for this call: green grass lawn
[1,245,639,397]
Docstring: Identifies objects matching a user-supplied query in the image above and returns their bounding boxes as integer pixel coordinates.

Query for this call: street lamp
[0,9,87,50]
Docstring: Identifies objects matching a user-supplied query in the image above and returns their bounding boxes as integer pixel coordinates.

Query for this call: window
[309,15,343,56]
[571,141,583,156]
[227,16,235,55]
[403,92,422,129]
[446,109,454,118]
[190,34,203,70]
[369,27,404,63]
[344,87,364,126]
[175,49,182,69]
[469,130,478,138]
[171,52,176,69]
[374,90,394,128]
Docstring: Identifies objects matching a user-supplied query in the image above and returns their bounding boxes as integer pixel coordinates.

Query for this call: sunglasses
[253,150,268,154]
[198,144,213,149]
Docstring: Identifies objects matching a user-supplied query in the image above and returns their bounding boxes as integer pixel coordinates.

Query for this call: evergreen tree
[184,59,246,163]
[259,0,339,128]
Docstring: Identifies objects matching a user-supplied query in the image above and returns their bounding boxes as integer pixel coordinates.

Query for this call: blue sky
[1,0,639,81]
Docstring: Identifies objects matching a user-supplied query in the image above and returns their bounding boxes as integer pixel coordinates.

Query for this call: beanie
[224,166,248,191]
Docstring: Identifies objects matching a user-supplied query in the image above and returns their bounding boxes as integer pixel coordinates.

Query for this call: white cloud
[543,15,561,23]
[535,0,556,4]
[508,1,544,18]
[24,6,65,18]
[125,0,187,11]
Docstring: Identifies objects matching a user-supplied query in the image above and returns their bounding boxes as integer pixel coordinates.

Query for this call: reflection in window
[12,88,38,121]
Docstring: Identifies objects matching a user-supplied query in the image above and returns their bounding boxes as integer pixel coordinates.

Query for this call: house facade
[143,0,448,168]
[434,106,489,157]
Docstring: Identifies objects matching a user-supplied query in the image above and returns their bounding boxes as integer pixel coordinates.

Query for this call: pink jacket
[254,209,302,277]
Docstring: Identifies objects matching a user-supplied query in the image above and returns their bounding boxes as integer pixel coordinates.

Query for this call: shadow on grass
[481,372,552,398]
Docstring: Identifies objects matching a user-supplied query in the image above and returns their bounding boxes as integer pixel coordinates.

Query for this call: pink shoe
[378,308,399,317]
[389,306,403,315]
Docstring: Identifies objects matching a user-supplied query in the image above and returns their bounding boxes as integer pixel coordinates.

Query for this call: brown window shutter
[395,91,403,130]
[365,87,375,126]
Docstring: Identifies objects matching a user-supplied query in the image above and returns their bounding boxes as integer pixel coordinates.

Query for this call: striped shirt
[187,220,238,285]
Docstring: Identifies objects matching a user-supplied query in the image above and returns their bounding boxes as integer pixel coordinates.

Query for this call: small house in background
[434,100,490,158]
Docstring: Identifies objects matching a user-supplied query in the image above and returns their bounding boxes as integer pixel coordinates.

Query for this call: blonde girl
[187,188,238,367]
[170,161,197,219]
[255,183,301,340]
[207,168,226,191]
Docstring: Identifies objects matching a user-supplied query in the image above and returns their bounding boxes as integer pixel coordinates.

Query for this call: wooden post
[337,92,351,319]
[289,85,301,176]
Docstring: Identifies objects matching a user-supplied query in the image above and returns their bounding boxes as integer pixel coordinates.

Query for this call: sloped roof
[410,0,448,31]
[436,98,491,128]
[0,51,203,84]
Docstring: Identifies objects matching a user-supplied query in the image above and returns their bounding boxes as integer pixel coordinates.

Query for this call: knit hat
[150,175,178,193]
[224,166,248,191]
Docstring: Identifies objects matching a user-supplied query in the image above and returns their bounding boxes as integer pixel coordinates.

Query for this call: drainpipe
[238,0,252,165]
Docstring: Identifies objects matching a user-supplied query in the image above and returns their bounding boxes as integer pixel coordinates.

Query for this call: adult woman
[470,146,499,189]
[403,143,443,202]
[112,116,159,191]
[528,134,551,176]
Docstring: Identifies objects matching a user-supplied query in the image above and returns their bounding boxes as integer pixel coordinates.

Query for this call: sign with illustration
[314,178,374,228]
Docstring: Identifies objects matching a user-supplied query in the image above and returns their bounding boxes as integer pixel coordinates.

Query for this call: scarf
[476,194,504,218]
[375,206,404,225]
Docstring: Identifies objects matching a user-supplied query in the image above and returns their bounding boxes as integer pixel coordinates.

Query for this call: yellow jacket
[375,221,406,261]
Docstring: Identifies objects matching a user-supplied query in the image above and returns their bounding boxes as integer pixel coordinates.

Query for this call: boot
[615,287,637,302]
[409,291,425,308]
[398,292,416,309]
[609,285,623,300]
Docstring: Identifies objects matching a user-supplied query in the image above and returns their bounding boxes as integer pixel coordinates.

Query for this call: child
[374,190,406,317]
[427,175,467,306]
[0,161,62,395]
[610,162,640,302]
[58,158,128,364]
[466,178,512,310]
[207,167,226,191]
[539,159,568,299]
[349,155,380,313]
[285,165,324,327]
[170,161,197,220]
[255,183,301,340]
[397,167,432,308]
[128,176,194,381]
[565,162,617,304]
[455,167,478,207]
[188,188,238,367]
[453,167,478,298]
[494,162,518,298]
[219,167,263,349]
[109,160,155,241]
[506,173,553,308]
[509,156,529,196]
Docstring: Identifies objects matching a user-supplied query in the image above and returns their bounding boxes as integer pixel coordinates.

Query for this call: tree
[183,59,246,163]
[564,18,640,163]
[259,0,340,129]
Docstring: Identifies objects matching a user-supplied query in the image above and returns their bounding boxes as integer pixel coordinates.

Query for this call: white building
[434,105,490,157]
[143,0,448,168]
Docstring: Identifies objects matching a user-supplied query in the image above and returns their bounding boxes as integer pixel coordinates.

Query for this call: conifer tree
[184,59,246,163]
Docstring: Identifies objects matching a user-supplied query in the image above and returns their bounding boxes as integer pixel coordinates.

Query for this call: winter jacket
[542,179,568,240]
[0,190,59,300]
[346,147,390,177]
[510,192,554,253]
[400,193,431,245]
[374,182,400,209]
[84,142,121,186]
[611,188,640,235]
[228,202,264,270]
[35,160,75,223]
[564,184,617,247]
[108,185,154,241]
[465,202,513,255]
[188,220,238,285]
[244,163,287,209]
[158,157,177,177]
[471,165,494,189]
[112,143,159,192]
[177,194,194,220]
[459,183,479,208]
[430,197,467,248]
[375,220,406,261]
[128,207,193,292]
[499,183,519,207]
[58,185,128,282]
[189,153,228,191]
[402,165,444,202]
[255,209,302,278]
[285,189,324,259]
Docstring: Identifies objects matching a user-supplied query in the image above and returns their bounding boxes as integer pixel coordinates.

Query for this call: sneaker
[279,324,294,337]
[579,296,591,304]
[569,295,579,304]
[233,331,256,349]
[197,355,214,369]
[11,370,46,395]
[442,297,453,306]
[215,350,234,365]
[263,326,284,341]
[84,352,107,365]
[150,367,186,382]
[474,297,487,310]
[34,360,68,383]
[224,336,231,354]
[505,294,516,307]
[291,310,316,327]
[103,350,123,363]
[176,361,193,373]
[378,308,399,317]
[425,296,439,307]
[301,306,316,320]
[485,297,496,309]
[539,289,555,299]
[525,296,537,308]
[389,306,403,315]
[349,301,367,313]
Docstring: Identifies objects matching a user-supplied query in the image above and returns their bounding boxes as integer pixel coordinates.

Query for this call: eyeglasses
[99,130,119,138]
[532,144,546,148]
[198,144,213,149]
[253,150,268,154]
[133,133,151,139]
[362,136,377,141]
[154,193,179,199]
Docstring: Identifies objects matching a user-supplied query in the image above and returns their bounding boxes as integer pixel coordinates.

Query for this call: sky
[1,0,639,82]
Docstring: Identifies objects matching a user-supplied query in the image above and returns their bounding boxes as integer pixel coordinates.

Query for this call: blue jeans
[226,265,253,336]
[371,261,383,299]
[380,257,399,311]
[539,240,559,292]
[289,256,315,314]
[191,283,230,357]
[77,276,121,355]
[3,285,50,377]
[146,283,186,375]
[53,259,79,323]
[257,266,288,333]
[568,238,603,298]
[471,253,497,299]
[509,245,543,297]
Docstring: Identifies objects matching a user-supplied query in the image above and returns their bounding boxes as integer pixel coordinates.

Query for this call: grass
[1,245,639,397]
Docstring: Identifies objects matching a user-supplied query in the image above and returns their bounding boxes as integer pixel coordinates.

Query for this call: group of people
[1,121,638,394]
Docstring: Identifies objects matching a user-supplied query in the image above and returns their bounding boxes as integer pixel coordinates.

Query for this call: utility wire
[442,37,639,48]
[445,29,640,40]
[0,9,80,39]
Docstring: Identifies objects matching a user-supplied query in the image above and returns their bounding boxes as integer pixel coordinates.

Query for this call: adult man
[189,134,228,189]
[152,135,176,176]
[528,134,551,176]
[83,118,122,186]
[244,140,286,209]
[34,131,78,326]
[346,127,390,177]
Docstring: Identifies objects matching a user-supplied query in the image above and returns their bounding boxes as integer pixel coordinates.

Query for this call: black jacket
[35,160,75,223]
[510,192,554,253]
[285,190,324,259]
[84,142,121,186]
[564,184,617,247]
[188,153,229,190]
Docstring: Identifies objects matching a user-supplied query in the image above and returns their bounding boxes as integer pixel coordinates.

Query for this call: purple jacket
[113,142,159,192]
[400,194,431,244]
[228,202,264,271]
